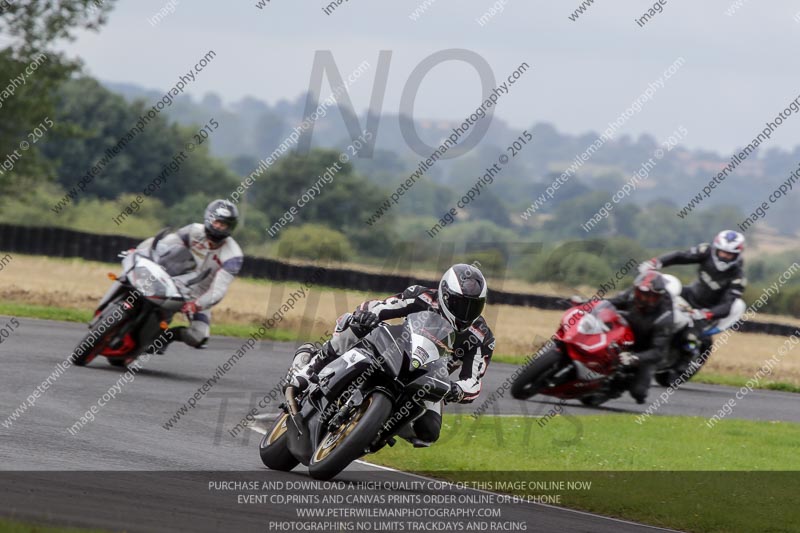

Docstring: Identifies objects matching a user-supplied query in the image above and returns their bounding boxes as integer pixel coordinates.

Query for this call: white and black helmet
[438,263,488,331]
[204,199,239,243]
[711,230,745,272]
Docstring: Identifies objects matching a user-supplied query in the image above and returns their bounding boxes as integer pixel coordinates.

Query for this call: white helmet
[711,230,745,271]
[438,264,488,331]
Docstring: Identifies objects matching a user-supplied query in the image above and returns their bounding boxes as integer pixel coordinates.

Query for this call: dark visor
[445,291,485,325]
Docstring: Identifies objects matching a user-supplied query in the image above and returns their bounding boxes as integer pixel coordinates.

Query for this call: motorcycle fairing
[542,301,635,398]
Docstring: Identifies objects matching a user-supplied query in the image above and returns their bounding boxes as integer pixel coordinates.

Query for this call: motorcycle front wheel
[71,298,128,366]
[308,391,392,481]
[259,412,300,471]
[510,345,566,400]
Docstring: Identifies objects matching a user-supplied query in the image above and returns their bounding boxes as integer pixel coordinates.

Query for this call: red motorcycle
[511,300,637,406]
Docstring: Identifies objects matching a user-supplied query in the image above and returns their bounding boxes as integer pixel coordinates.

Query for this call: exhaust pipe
[285,386,303,436]
[285,386,300,416]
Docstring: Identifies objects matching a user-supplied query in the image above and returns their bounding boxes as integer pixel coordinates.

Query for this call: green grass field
[370,414,800,533]
[0,519,106,533]
[0,301,299,342]
[490,352,800,394]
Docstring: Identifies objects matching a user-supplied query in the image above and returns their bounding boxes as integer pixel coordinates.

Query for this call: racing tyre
[510,345,566,400]
[579,394,609,407]
[259,413,300,471]
[308,391,392,481]
[71,299,127,366]
[656,339,712,388]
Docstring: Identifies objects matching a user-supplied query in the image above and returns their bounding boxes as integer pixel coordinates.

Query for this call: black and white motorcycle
[654,274,721,387]
[259,310,454,480]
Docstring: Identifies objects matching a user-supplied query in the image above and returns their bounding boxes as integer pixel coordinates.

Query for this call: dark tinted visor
[444,290,485,326]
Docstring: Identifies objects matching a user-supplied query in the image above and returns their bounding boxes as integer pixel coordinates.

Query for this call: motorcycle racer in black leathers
[288,263,495,447]
[639,230,746,334]
[609,271,674,404]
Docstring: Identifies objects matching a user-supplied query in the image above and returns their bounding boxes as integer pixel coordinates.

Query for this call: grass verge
[689,370,800,393]
[0,302,299,343]
[492,352,800,394]
[0,518,105,533]
[370,414,800,533]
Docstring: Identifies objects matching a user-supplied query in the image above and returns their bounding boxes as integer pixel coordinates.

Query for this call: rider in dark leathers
[639,230,746,332]
[609,271,674,404]
[288,264,495,447]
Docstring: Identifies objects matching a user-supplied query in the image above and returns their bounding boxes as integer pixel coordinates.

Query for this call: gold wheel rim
[266,413,289,445]
[312,395,374,463]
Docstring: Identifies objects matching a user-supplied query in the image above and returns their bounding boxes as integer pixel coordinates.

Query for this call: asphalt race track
[3,317,795,532]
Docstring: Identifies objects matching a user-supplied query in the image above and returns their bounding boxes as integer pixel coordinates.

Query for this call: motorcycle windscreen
[130,256,181,300]
[154,243,196,277]
[361,311,455,378]
[403,311,455,371]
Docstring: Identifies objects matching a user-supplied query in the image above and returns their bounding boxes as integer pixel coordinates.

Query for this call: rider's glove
[181,301,199,316]
[618,351,639,367]
[444,382,465,403]
[638,258,662,274]
[351,309,380,335]
[690,308,713,321]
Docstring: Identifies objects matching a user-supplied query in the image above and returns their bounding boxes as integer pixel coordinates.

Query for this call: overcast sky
[60,0,800,155]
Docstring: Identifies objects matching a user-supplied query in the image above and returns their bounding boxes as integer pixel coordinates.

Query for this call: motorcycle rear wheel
[579,394,609,407]
[308,391,392,481]
[259,412,300,471]
[655,339,712,387]
[510,345,565,400]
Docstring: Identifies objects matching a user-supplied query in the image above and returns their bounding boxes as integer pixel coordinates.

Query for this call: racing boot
[674,331,701,376]
[398,410,442,448]
[145,328,179,355]
[286,341,338,392]
[629,364,656,405]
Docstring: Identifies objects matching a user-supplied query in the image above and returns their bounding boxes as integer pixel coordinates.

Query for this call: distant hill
[102,81,800,237]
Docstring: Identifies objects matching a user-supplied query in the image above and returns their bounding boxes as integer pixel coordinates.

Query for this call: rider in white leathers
[138,199,243,349]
